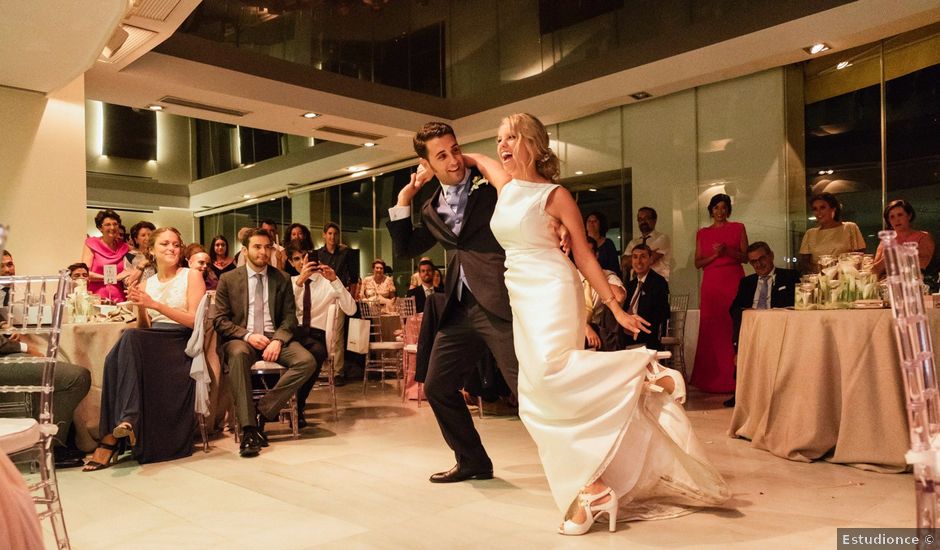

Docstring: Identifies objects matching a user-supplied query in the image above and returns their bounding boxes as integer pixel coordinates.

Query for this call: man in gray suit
[212,229,316,457]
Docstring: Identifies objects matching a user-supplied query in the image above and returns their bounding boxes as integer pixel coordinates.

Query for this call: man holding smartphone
[286,243,357,427]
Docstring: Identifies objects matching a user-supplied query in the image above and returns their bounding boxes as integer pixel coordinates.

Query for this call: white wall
[0,77,87,274]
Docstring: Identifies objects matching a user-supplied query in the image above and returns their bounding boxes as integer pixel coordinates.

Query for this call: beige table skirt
[729,307,940,472]
[28,321,230,452]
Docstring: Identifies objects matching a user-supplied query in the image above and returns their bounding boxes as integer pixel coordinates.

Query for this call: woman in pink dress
[691,194,748,393]
[872,199,935,276]
[81,209,132,302]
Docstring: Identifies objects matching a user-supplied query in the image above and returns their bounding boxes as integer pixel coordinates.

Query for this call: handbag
[346,317,370,354]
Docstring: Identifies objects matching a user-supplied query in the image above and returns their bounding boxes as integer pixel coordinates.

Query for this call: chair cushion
[0,418,40,455]
[251,361,286,373]
[370,342,405,351]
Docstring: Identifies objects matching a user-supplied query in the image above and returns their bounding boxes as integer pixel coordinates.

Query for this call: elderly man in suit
[212,229,316,457]
[725,241,800,407]
[387,122,518,483]
[623,244,670,350]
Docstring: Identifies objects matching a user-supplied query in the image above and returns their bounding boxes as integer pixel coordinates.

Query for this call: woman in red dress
[691,194,748,393]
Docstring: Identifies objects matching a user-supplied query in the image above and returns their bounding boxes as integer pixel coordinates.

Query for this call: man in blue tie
[387,122,518,484]
[727,241,800,407]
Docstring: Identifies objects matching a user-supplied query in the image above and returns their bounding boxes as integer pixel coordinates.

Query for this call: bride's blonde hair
[502,113,560,183]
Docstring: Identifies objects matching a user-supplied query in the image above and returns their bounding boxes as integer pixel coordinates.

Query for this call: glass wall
[802,26,940,286]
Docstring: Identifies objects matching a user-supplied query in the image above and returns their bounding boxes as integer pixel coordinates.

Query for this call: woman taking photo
[208,235,236,279]
[872,199,935,276]
[797,192,866,273]
[82,209,135,302]
[84,227,205,470]
[691,193,748,394]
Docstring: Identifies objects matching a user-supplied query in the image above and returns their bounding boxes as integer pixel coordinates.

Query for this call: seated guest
[872,199,935,276]
[408,256,433,289]
[233,227,254,267]
[185,244,219,291]
[67,262,89,281]
[730,241,800,349]
[577,237,625,350]
[124,221,156,288]
[623,244,670,350]
[798,192,866,273]
[209,234,236,278]
[1,252,91,469]
[285,244,357,427]
[84,228,205,470]
[359,258,397,313]
[81,209,136,302]
[212,229,316,458]
[406,259,439,313]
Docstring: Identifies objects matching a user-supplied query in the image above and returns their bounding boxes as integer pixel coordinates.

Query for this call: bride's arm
[546,187,650,336]
[462,153,511,191]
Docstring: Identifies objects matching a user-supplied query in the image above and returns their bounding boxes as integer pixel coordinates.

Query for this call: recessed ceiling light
[363,142,377,147]
[629,91,652,100]
[588,188,598,192]
[146,104,163,111]
[836,61,852,70]
[347,166,366,172]
[242,194,252,199]
[826,169,833,175]
[818,170,826,175]
[301,112,320,119]
[804,43,831,55]
[350,171,368,178]
[574,170,584,175]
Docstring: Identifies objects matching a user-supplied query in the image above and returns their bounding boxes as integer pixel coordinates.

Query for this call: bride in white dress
[462,113,730,535]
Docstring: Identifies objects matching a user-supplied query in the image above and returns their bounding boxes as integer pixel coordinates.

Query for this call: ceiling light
[351,171,368,178]
[818,170,826,175]
[836,61,852,70]
[302,112,320,119]
[242,194,252,199]
[588,188,598,192]
[146,104,163,111]
[574,171,584,175]
[363,142,377,147]
[826,169,834,175]
[804,43,831,55]
[629,91,652,100]
[347,166,366,172]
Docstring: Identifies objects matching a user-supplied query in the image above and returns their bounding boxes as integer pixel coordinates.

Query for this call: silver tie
[253,273,265,335]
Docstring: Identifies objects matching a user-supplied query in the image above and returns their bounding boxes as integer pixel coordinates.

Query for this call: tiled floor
[55,384,912,549]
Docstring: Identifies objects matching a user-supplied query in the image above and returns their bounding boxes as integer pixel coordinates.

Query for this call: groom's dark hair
[413,122,456,160]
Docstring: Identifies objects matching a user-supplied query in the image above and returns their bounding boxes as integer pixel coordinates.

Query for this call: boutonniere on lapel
[469,176,489,196]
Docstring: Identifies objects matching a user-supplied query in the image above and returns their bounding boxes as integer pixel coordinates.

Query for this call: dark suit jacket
[623,270,669,350]
[730,267,800,348]
[211,265,297,350]
[0,333,22,355]
[406,285,438,313]
[387,172,512,322]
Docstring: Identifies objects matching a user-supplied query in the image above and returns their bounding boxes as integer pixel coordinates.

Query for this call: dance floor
[55,385,911,549]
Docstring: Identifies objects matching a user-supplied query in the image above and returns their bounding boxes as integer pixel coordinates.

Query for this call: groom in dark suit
[387,122,518,483]
[212,229,316,457]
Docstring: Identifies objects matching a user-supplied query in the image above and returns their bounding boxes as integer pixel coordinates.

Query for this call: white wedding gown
[490,180,730,519]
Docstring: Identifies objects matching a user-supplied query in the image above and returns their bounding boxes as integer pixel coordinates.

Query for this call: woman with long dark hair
[208,234,236,279]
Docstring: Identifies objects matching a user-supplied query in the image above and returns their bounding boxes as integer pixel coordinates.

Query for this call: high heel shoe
[647,361,687,404]
[558,487,619,535]
[113,421,137,447]
[82,440,122,472]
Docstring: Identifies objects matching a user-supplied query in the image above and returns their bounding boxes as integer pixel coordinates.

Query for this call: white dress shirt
[291,274,357,331]
[626,230,672,280]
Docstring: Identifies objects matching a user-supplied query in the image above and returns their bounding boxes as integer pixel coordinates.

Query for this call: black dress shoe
[54,447,86,469]
[255,411,270,447]
[297,416,308,429]
[723,396,736,408]
[429,464,494,483]
[239,428,263,458]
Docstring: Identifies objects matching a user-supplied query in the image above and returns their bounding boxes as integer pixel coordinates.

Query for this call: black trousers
[424,289,518,470]
[294,326,328,417]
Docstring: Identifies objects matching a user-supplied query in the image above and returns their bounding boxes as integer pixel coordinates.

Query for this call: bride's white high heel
[558,487,619,535]
[647,361,687,405]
